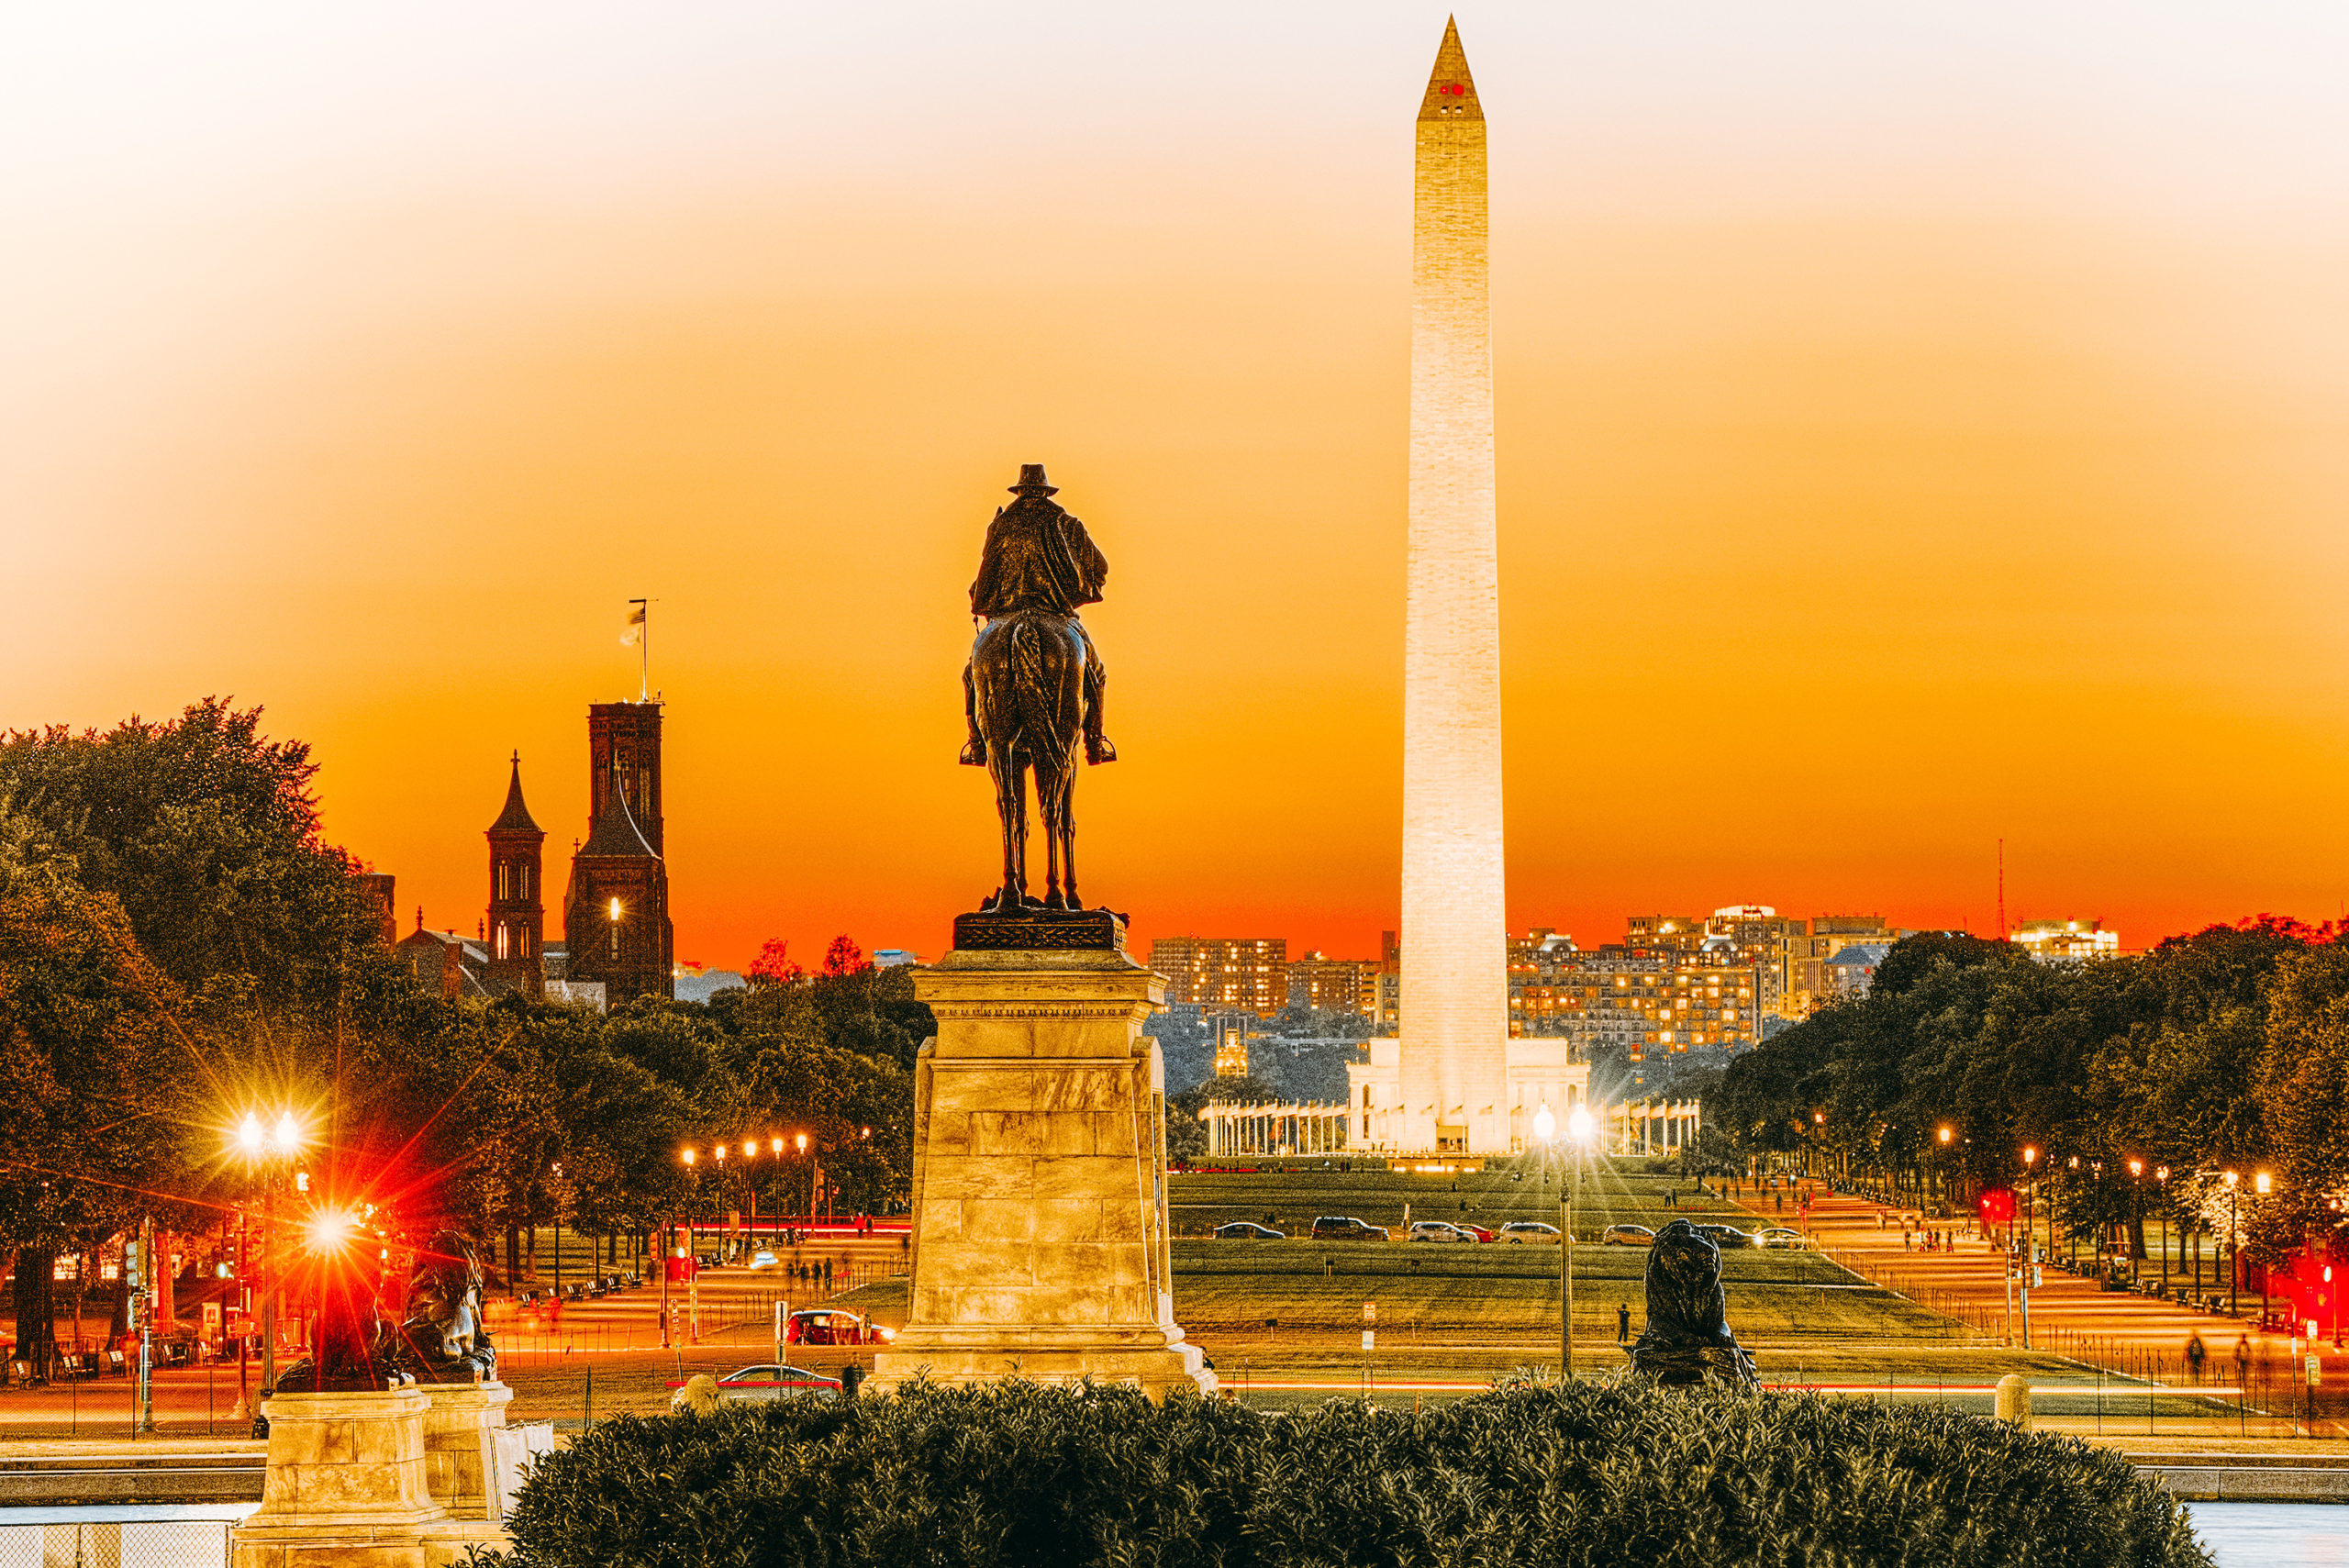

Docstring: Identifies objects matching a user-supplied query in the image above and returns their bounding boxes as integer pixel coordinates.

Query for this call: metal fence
[0,1510,245,1568]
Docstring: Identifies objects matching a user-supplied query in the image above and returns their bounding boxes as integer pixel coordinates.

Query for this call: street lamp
[2254,1172,2274,1325]
[2021,1146,2039,1261]
[2126,1159,2144,1285]
[2223,1171,2241,1318]
[228,1106,306,1418]
[2155,1166,2172,1293]
[1536,1103,1597,1381]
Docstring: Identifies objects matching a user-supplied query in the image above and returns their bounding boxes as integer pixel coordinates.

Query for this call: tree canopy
[1715,918,2349,1263]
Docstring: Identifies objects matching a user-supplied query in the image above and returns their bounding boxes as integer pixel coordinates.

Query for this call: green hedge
[492,1381,2210,1568]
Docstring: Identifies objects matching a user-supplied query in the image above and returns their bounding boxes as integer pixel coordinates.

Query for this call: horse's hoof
[1085,737,1118,764]
[959,740,987,766]
[1042,891,1071,912]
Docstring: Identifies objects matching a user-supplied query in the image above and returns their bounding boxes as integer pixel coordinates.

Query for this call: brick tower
[483,752,545,995]
[587,702,664,853]
[563,703,673,1001]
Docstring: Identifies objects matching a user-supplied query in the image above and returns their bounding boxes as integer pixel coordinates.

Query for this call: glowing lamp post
[2254,1172,2274,1325]
[228,1106,305,1416]
[1536,1103,1598,1380]
[2223,1171,2242,1317]
[2021,1146,2038,1261]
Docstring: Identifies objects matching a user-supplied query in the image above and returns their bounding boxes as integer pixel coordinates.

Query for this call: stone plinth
[869,945,1214,1399]
[417,1380,552,1564]
[231,1388,445,1568]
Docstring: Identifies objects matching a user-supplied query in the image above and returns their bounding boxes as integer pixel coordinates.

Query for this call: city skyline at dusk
[12,6,2349,969]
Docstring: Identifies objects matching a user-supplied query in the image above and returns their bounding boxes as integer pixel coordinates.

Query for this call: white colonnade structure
[1197,1101,1353,1160]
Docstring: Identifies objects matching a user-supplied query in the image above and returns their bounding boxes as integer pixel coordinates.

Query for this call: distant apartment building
[2012,919,2119,963]
[1376,929,1402,1035]
[1625,915,1706,952]
[1788,915,1898,1014]
[1287,951,1380,1016]
[1704,906,1809,1018]
[1825,942,1893,999]
[1509,930,1761,1063]
[1147,936,1288,1016]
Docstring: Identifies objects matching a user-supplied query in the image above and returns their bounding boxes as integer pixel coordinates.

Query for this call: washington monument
[1398,17,1508,1154]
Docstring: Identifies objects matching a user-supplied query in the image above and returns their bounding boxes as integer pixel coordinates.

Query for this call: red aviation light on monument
[1977,1189,2016,1225]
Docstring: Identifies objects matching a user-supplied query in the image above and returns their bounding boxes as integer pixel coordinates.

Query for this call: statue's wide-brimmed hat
[1009,462,1058,495]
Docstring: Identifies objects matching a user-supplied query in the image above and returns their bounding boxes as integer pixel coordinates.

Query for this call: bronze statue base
[1627,1339,1758,1387]
[953,908,1127,951]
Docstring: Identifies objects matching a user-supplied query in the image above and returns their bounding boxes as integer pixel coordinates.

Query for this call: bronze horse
[969,607,1090,912]
[961,464,1114,916]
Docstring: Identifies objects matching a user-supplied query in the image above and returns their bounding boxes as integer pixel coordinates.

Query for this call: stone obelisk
[1399,17,1508,1156]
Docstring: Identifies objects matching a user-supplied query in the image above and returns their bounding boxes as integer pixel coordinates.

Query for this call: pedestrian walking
[1618,1303,1631,1343]
[2186,1332,2207,1385]
[2234,1333,2253,1391]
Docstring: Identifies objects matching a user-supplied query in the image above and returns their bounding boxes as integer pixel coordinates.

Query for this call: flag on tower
[621,602,647,647]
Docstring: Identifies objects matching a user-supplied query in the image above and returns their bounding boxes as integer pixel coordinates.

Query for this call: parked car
[1310,1216,1390,1242]
[1212,1222,1285,1240]
[696,1252,721,1270]
[1753,1228,1812,1250]
[1455,1223,1495,1243]
[785,1308,895,1347]
[1497,1221,1561,1244]
[1600,1224,1656,1246]
[1698,1225,1754,1250]
[675,1364,841,1407]
[1408,1221,1472,1243]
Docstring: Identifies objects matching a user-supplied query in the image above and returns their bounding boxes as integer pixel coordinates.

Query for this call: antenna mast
[1997,839,2006,941]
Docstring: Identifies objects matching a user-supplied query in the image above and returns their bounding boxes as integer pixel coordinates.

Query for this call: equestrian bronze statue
[961,463,1115,915]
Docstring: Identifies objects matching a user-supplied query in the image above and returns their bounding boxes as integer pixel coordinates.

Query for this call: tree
[822,936,867,978]
[747,939,802,987]
[0,699,390,1011]
[2254,941,2349,1260]
[0,806,210,1368]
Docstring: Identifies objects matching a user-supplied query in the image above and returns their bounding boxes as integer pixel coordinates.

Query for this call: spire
[488,751,541,835]
[1418,17,1482,123]
[579,756,660,859]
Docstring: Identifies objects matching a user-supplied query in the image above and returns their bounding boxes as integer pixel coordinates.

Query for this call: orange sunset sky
[7,6,2349,971]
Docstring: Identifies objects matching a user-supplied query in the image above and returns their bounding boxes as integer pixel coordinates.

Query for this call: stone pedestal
[870,943,1215,1399]
[228,1382,552,1567]
[417,1381,552,1563]
[230,1388,445,1568]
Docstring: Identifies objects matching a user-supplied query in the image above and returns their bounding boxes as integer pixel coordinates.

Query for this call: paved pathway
[1734,1180,2343,1436]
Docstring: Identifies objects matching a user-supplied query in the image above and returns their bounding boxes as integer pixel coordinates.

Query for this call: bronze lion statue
[1627,1218,1757,1386]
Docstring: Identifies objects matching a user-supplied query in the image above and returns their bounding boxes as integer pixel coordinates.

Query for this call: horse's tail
[1007,612,1045,700]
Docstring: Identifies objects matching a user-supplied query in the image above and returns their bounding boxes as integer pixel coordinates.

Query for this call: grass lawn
[1166,1160,1745,1239]
[813,1162,2082,1395]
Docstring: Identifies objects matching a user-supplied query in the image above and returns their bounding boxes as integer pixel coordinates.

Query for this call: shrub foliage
[494,1380,2210,1568]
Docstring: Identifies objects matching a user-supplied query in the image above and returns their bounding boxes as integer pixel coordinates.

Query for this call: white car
[1753,1227,1814,1250]
[1497,1221,1562,1244]
[1408,1221,1472,1243]
[747,1249,781,1271]
[670,1364,842,1410]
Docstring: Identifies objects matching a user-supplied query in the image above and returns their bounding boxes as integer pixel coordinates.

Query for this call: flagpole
[630,598,650,703]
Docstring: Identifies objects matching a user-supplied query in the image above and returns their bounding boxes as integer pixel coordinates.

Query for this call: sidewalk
[1734,1180,2343,1439]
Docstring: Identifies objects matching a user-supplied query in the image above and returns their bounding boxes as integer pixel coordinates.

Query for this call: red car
[785,1308,895,1347]
[1456,1223,1495,1243]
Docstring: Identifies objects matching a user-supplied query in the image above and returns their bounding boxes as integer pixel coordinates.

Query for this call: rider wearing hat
[961,463,1116,766]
